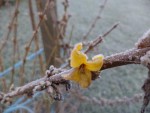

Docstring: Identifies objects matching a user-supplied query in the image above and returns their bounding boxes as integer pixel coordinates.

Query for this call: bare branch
[84,23,119,53]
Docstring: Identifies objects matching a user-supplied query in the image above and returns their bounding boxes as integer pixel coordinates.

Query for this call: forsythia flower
[62,43,104,88]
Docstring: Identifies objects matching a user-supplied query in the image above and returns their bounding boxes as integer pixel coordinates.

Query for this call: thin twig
[11,0,20,86]
[20,0,50,85]
[1,78,7,93]
[0,0,20,53]
[83,0,108,40]
[57,0,70,41]
[84,23,119,53]
[28,0,44,75]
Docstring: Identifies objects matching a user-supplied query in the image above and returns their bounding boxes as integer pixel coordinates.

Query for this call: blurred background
[0,0,150,113]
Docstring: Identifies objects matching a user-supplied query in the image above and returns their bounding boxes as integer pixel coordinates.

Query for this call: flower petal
[79,69,91,88]
[85,54,104,71]
[70,43,87,68]
[62,68,80,82]
[61,68,92,88]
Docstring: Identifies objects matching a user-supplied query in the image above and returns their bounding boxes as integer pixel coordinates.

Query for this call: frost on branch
[140,51,150,67]
[136,29,150,49]
[140,51,150,113]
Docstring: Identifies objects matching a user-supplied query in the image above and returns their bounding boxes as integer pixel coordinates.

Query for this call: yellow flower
[62,43,104,88]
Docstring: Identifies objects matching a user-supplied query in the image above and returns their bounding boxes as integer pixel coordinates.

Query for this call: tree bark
[0,0,4,7]
[36,0,60,68]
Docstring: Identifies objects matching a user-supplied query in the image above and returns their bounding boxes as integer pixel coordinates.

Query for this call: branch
[0,46,149,101]
[102,47,150,70]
